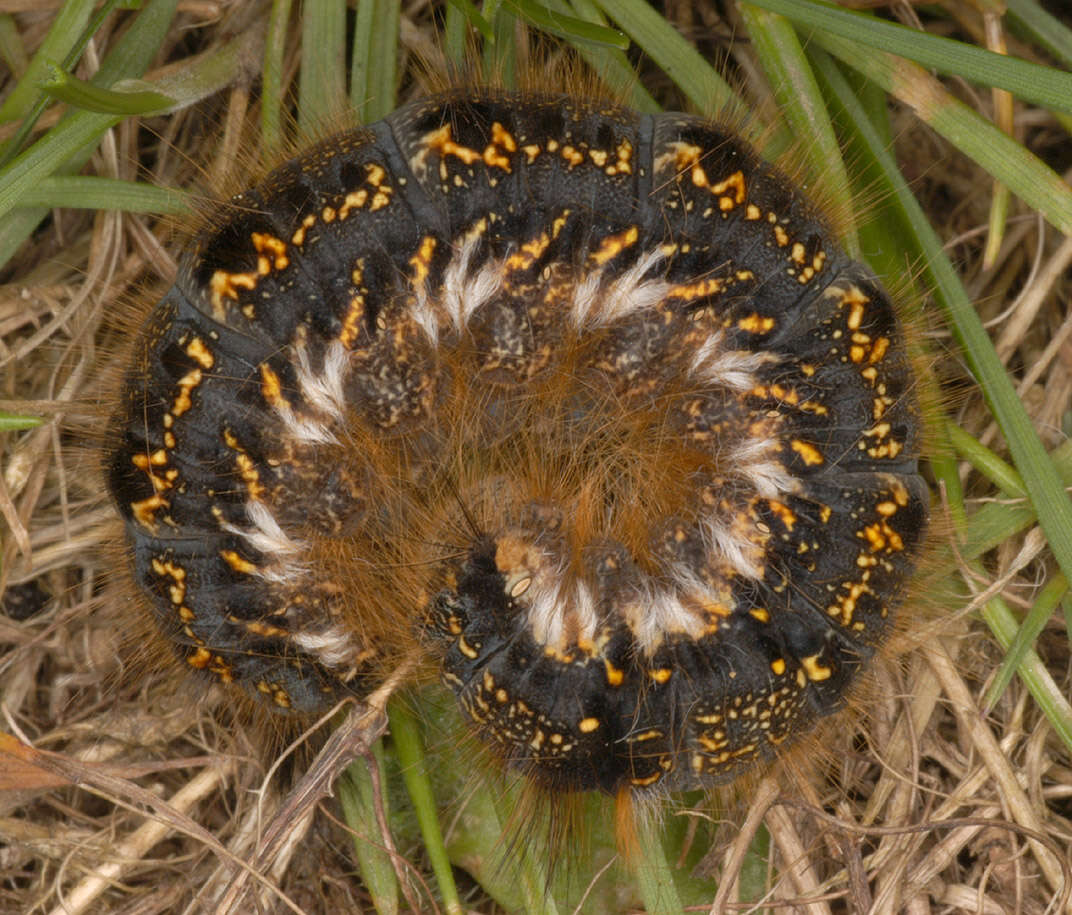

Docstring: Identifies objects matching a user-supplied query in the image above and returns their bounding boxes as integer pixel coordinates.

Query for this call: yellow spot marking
[846,298,866,331]
[185,337,214,369]
[252,232,288,271]
[667,275,724,302]
[339,295,365,349]
[245,620,289,638]
[746,203,762,220]
[773,225,789,246]
[578,717,600,733]
[610,140,633,175]
[560,145,584,168]
[410,235,437,286]
[483,122,517,171]
[132,449,168,470]
[738,312,775,334]
[605,659,624,687]
[425,125,481,165]
[187,647,212,669]
[220,549,257,575]
[770,658,786,676]
[259,363,286,409]
[169,368,201,420]
[340,189,369,218]
[801,654,832,681]
[505,232,550,273]
[790,242,806,265]
[710,170,746,204]
[750,607,770,623]
[791,440,824,466]
[458,635,478,659]
[233,452,265,500]
[589,225,638,266]
[291,213,317,245]
[210,269,257,311]
[650,668,672,684]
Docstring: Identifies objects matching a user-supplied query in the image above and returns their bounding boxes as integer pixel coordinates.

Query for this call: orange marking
[410,235,437,286]
[210,270,257,311]
[187,647,212,669]
[767,500,797,530]
[252,232,289,270]
[738,312,775,334]
[339,295,365,349]
[220,549,258,575]
[588,225,638,266]
[185,337,214,369]
[131,493,168,529]
[604,659,624,687]
[790,440,824,466]
[259,363,286,409]
[668,276,725,301]
[244,620,289,638]
[424,125,481,165]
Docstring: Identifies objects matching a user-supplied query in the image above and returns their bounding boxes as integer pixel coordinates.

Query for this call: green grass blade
[351,0,400,124]
[0,0,179,269]
[985,573,1069,710]
[745,0,1072,115]
[300,0,347,133]
[339,746,400,915]
[561,0,659,113]
[1003,0,1072,71]
[505,0,627,48]
[632,813,685,915]
[0,412,43,432]
[738,2,858,257]
[0,13,29,79]
[262,0,293,152]
[13,176,188,213]
[947,422,1026,499]
[389,698,463,915]
[814,32,1072,236]
[0,0,95,123]
[590,0,737,115]
[40,65,176,115]
[445,0,493,48]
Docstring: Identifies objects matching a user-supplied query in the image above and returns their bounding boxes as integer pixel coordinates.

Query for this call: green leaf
[40,64,176,115]
[590,0,738,115]
[0,412,43,431]
[745,0,1072,116]
[504,0,627,48]
[351,0,400,123]
[339,746,400,915]
[13,176,189,213]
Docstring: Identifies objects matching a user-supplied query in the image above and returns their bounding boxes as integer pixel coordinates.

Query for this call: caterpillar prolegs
[107,90,928,798]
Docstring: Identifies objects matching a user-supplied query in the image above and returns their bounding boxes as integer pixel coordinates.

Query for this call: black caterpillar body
[107,91,928,794]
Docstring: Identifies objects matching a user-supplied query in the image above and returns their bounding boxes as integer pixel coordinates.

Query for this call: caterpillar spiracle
[106,89,928,808]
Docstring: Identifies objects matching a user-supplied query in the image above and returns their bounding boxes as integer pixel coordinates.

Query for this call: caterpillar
[106,88,928,804]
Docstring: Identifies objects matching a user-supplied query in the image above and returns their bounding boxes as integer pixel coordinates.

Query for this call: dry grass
[2,1,1071,913]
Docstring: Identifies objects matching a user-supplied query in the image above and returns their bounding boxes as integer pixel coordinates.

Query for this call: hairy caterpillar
[106,87,927,810]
